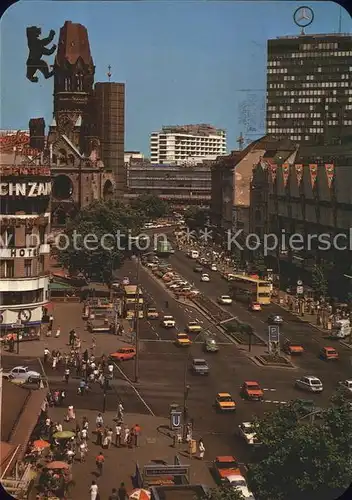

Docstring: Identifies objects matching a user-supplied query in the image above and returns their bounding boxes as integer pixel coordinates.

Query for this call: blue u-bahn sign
[170,410,182,430]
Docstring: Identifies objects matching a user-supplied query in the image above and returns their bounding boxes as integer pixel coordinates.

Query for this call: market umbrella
[33,439,50,450]
[53,431,75,439]
[46,461,70,470]
[129,489,151,500]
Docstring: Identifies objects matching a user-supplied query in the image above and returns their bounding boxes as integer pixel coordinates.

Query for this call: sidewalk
[47,407,215,499]
[273,291,332,335]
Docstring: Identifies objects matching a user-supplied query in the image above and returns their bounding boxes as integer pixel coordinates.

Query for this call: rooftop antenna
[237,132,245,150]
[107,65,112,82]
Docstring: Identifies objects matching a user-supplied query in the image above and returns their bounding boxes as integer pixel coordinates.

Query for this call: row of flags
[266,162,335,188]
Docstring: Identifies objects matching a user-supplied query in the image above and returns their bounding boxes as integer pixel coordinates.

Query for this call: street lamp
[134,254,141,383]
[182,330,203,441]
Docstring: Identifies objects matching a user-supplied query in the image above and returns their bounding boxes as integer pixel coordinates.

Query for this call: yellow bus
[229,275,271,305]
[123,285,144,319]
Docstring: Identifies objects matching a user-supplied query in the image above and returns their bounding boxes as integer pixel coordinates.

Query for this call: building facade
[0,163,51,341]
[250,142,352,297]
[150,124,226,164]
[266,33,352,145]
[210,156,235,233]
[125,159,211,207]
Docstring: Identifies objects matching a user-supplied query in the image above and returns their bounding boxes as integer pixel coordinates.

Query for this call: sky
[0,1,351,155]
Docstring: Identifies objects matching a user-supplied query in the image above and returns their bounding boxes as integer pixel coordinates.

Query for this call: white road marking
[112,361,155,416]
[263,388,277,391]
[38,357,50,389]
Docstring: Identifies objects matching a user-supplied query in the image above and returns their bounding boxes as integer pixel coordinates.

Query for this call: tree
[247,396,352,500]
[56,200,145,282]
[312,264,328,299]
[184,206,208,230]
[131,194,169,220]
[201,486,245,499]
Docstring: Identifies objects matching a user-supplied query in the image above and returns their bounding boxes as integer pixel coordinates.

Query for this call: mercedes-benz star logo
[293,6,314,28]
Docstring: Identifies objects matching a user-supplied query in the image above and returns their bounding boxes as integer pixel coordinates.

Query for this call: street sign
[143,464,190,477]
[170,410,182,430]
[268,325,280,342]
[296,286,304,295]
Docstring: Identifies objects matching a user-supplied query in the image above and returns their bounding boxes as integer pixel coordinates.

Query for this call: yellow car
[147,307,159,319]
[175,333,192,347]
[186,321,202,333]
[215,392,236,412]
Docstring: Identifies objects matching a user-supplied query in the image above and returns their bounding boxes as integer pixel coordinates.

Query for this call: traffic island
[191,295,233,323]
[254,354,295,368]
[220,319,265,346]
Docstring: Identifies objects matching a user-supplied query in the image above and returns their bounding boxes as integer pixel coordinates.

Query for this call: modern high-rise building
[150,124,226,164]
[266,33,352,145]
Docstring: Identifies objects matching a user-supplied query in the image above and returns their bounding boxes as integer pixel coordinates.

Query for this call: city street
[166,248,352,378]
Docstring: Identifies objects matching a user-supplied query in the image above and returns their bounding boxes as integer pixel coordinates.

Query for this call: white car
[238,422,259,445]
[200,273,210,282]
[161,315,176,328]
[3,366,41,383]
[225,475,255,499]
[211,263,218,271]
[295,375,323,393]
[218,295,233,305]
[338,379,352,395]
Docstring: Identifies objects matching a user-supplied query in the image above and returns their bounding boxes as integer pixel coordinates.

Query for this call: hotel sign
[0,248,39,259]
[0,166,50,176]
[0,217,48,227]
[0,182,51,197]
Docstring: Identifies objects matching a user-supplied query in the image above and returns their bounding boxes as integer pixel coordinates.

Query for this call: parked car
[211,263,218,271]
[295,375,323,393]
[3,366,41,383]
[193,265,203,273]
[224,475,255,499]
[212,456,240,483]
[238,422,260,446]
[200,273,210,282]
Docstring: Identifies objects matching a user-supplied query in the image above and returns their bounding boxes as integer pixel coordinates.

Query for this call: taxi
[319,346,339,361]
[186,321,202,333]
[213,456,241,483]
[175,333,192,347]
[146,307,159,320]
[249,302,261,312]
[240,381,264,401]
[109,346,136,361]
[215,393,236,412]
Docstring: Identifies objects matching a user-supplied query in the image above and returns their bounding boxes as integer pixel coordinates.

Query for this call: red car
[241,381,264,401]
[109,346,136,361]
[213,456,241,483]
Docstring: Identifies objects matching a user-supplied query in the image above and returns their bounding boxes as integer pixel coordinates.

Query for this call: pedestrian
[82,416,89,430]
[52,355,57,370]
[95,451,104,476]
[198,438,205,460]
[66,405,75,421]
[106,427,113,449]
[115,423,122,447]
[108,362,114,377]
[109,488,119,500]
[79,441,87,462]
[117,482,128,500]
[96,413,104,427]
[55,326,61,338]
[133,424,141,447]
[103,430,109,448]
[64,367,70,384]
[123,427,130,446]
[96,426,103,446]
[117,402,124,420]
[44,347,50,364]
[81,427,88,443]
[90,480,98,500]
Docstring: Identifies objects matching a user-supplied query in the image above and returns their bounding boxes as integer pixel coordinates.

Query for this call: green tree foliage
[201,486,245,500]
[131,194,169,220]
[56,200,146,282]
[247,396,352,500]
[184,206,208,230]
[312,264,328,299]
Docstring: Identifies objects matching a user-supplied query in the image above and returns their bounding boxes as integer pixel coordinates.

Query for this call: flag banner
[282,163,290,186]
[325,163,335,188]
[309,164,318,187]
[295,164,303,185]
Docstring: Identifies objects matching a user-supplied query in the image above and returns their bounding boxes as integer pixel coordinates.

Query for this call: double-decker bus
[229,275,271,305]
[123,285,144,319]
